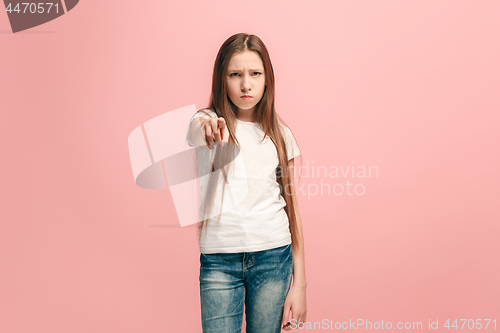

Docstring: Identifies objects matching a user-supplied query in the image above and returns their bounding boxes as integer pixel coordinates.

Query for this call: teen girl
[186,33,307,332]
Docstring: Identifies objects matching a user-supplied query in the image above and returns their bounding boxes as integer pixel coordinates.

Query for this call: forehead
[227,50,264,70]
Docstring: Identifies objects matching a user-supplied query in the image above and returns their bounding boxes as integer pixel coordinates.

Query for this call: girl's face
[226,50,266,119]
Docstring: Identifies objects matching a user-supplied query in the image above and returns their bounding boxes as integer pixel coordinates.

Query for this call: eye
[229,73,239,77]
[253,72,262,76]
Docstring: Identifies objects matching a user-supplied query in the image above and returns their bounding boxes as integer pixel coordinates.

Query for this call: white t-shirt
[186,109,301,254]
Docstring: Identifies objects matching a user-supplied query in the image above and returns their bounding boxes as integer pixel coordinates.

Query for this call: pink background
[1,0,499,332]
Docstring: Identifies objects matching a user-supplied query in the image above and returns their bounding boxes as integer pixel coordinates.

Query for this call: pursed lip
[241,95,252,98]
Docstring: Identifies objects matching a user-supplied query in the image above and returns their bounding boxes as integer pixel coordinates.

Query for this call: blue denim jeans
[199,244,294,333]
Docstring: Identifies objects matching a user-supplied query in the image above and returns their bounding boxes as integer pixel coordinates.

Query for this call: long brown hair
[196,33,302,247]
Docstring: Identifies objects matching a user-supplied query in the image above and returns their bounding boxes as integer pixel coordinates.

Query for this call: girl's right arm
[186,113,228,150]
[186,116,212,150]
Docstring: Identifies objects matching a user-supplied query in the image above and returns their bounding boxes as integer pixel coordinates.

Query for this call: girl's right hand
[202,117,228,149]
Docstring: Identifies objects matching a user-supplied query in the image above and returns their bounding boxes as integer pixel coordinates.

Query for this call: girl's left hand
[281,283,307,330]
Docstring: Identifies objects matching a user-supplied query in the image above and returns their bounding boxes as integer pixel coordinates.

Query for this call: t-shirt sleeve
[280,123,301,161]
[186,109,217,147]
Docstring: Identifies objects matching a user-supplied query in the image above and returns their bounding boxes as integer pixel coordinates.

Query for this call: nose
[241,74,251,92]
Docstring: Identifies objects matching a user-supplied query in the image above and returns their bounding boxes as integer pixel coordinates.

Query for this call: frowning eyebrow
[228,69,264,72]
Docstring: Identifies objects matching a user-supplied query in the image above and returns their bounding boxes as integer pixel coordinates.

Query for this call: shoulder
[190,108,217,124]
[278,122,293,137]
[196,108,217,118]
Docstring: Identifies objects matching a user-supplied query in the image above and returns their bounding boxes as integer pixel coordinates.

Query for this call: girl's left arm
[282,157,307,330]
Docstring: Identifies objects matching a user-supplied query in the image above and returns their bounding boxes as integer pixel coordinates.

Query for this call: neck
[236,108,256,122]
